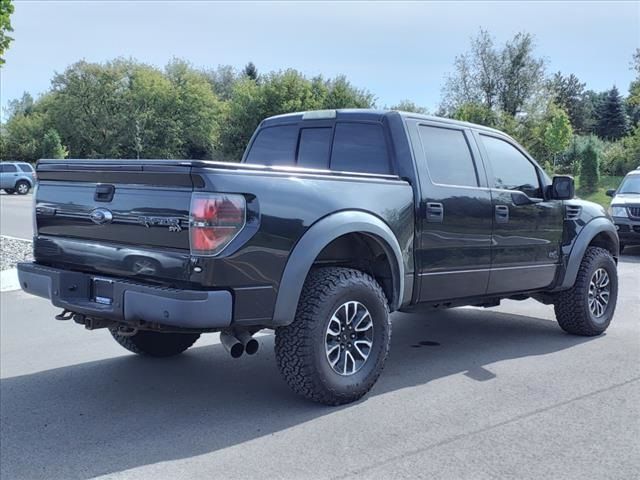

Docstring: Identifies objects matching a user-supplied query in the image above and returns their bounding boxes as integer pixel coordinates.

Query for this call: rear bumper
[17,263,232,330]
[613,216,640,245]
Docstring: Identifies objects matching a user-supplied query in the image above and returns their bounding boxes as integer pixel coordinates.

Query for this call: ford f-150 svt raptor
[18,109,619,405]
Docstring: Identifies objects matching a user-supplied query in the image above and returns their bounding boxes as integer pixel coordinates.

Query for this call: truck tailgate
[35,160,199,250]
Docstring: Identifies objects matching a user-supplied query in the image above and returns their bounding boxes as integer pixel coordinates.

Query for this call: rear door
[475,133,563,293]
[1,163,19,189]
[407,120,494,302]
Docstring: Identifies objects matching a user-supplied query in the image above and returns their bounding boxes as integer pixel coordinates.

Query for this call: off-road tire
[275,267,391,405]
[110,329,200,357]
[15,181,30,195]
[554,247,618,336]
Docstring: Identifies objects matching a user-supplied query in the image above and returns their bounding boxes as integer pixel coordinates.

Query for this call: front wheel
[275,267,391,405]
[110,329,200,357]
[554,247,618,336]
[15,181,30,195]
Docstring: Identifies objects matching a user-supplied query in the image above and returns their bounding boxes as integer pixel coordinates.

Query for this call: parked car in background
[0,162,36,194]
[607,167,640,253]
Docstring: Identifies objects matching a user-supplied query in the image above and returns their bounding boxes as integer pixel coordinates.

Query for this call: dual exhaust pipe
[220,330,259,358]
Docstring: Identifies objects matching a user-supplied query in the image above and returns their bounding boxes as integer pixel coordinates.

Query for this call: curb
[0,268,20,293]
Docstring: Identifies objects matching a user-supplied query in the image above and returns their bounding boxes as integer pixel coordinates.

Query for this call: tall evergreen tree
[579,137,600,193]
[243,62,258,81]
[595,86,629,140]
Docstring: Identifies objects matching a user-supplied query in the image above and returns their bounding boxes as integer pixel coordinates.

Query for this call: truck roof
[261,109,506,136]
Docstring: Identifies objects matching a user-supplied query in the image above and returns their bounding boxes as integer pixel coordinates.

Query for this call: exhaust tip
[244,338,259,355]
[229,343,244,359]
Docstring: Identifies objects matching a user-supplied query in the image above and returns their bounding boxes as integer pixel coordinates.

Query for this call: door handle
[495,205,509,223]
[425,202,444,223]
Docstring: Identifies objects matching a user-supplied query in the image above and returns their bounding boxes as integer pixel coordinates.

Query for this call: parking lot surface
[1,193,639,479]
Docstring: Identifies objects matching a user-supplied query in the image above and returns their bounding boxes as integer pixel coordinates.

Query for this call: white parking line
[0,268,21,293]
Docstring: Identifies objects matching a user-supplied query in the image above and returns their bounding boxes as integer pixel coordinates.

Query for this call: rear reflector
[189,193,246,256]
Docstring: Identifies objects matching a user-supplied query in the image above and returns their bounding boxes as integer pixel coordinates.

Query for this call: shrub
[579,137,600,193]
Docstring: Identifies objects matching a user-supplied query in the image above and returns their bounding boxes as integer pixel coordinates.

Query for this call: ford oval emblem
[90,208,113,225]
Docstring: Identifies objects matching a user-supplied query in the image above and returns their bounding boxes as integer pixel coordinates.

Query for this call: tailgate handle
[94,184,115,202]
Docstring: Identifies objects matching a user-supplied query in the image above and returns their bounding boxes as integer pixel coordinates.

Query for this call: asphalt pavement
[0,192,33,240]
[1,192,639,479]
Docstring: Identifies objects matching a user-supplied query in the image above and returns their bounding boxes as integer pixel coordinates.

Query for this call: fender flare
[271,211,405,326]
[559,217,619,289]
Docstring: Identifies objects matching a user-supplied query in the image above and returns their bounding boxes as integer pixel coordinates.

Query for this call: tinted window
[418,125,478,187]
[330,123,390,174]
[298,128,332,169]
[18,164,34,173]
[0,164,18,173]
[245,125,298,166]
[481,135,542,198]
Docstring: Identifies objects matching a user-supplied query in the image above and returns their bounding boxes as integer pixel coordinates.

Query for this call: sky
[1,1,639,119]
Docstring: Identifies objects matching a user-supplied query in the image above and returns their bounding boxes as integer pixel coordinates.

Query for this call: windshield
[618,175,640,194]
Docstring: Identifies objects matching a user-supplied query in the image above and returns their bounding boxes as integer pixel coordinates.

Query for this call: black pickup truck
[18,109,619,405]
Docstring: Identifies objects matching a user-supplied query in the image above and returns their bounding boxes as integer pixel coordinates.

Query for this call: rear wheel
[110,329,200,357]
[554,247,618,336]
[275,267,391,405]
[15,181,30,195]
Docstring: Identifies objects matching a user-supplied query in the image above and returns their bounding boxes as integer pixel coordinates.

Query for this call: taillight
[189,193,246,256]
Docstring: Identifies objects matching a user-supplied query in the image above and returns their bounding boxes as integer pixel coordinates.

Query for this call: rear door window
[418,125,479,187]
[330,123,390,174]
[245,125,299,166]
[297,128,332,169]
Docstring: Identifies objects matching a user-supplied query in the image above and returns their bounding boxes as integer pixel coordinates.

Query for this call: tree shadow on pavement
[0,308,594,479]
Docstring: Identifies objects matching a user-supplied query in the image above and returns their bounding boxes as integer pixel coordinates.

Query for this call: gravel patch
[1,235,33,270]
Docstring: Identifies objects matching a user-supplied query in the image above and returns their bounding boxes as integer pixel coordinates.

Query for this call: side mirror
[606,189,616,197]
[550,175,575,200]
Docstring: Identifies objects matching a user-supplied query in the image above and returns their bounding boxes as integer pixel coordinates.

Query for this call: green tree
[322,75,375,109]
[0,0,14,65]
[207,65,239,101]
[2,112,47,162]
[595,86,629,140]
[389,100,428,114]
[41,129,67,159]
[547,72,591,133]
[542,104,573,169]
[579,137,600,193]
[165,59,222,158]
[442,29,545,116]
[452,102,497,126]
[243,61,258,81]
[627,49,640,126]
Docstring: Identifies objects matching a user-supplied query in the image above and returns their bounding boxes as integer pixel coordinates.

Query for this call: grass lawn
[575,175,623,209]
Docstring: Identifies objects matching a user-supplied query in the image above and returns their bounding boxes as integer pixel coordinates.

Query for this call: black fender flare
[559,217,619,289]
[271,211,405,326]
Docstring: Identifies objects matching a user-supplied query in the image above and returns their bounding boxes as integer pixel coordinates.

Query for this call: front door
[475,133,564,294]
[407,120,494,302]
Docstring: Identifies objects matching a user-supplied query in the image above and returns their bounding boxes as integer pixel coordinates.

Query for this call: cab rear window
[245,122,391,174]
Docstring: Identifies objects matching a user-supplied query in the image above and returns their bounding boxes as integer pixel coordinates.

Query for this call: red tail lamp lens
[189,193,246,255]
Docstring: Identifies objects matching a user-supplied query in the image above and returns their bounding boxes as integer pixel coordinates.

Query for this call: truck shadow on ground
[0,308,595,479]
